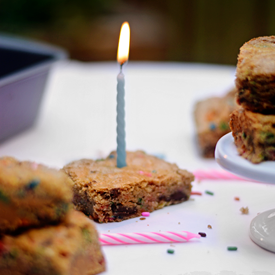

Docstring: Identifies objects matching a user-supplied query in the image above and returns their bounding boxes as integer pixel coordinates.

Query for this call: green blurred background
[1,0,274,64]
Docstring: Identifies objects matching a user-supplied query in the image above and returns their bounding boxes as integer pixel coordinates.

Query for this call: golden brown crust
[235,36,275,114]
[0,210,106,275]
[0,157,74,234]
[230,108,275,163]
[236,36,275,79]
[63,151,194,223]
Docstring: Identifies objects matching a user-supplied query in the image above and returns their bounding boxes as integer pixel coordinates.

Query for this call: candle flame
[117,22,130,65]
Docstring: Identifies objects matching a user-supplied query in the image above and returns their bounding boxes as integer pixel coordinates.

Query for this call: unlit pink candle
[99,231,200,246]
[193,169,247,181]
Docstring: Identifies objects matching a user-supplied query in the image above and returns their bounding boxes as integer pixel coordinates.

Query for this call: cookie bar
[0,210,106,275]
[0,157,73,234]
[194,88,237,157]
[235,36,275,114]
[63,151,194,223]
[230,108,275,163]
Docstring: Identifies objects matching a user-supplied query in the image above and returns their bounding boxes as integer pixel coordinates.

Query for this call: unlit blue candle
[116,71,126,168]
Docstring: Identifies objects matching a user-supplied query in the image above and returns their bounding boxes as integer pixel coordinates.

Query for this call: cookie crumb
[207,225,212,229]
[140,217,146,220]
[240,207,249,214]
[234,197,240,201]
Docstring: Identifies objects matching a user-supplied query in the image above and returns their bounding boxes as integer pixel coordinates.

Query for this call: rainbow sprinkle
[227,246,238,251]
[141,212,150,217]
[167,249,175,254]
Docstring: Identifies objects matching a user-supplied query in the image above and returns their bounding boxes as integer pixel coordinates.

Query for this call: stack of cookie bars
[0,157,105,275]
[230,36,275,163]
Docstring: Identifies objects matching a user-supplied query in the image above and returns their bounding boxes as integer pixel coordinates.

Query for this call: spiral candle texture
[116,72,126,168]
[99,231,200,246]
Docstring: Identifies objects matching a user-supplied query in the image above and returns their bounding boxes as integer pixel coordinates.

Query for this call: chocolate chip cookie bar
[194,88,238,157]
[63,151,194,223]
[0,157,73,234]
[235,36,275,114]
[230,108,275,163]
[0,210,106,275]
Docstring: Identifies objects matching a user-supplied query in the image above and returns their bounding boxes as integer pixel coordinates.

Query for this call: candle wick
[120,63,123,73]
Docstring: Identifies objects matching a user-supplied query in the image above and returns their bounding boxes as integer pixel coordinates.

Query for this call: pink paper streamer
[193,169,247,181]
[99,231,200,246]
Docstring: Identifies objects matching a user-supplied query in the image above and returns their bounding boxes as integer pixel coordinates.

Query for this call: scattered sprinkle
[227,246,238,251]
[167,249,175,254]
[220,121,228,130]
[95,158,104,162]
[154,153,166,160]
[26,179,40,190]
[205,190,214,196]
[191,191,202,196]
[147,224,149,226]
[207,225,212,229]
[209,123,216,130]
[109,154,115,159]
[198,232,207,237]
[30,162,38,170]
[240,207,249,214]
[141,212,150,217]
[152,170,157,173]
[140,217,146,220]
[234,197,240,201]
[0,190,10,204]
[139,171,152,177]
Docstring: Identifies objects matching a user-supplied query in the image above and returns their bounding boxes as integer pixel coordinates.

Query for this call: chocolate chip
[158,191,188,202]
[111,203,137,217]
[170,191,188,201]
[110,189,120,198]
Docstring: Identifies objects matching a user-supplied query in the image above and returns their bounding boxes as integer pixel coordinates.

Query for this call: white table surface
[1,61,274,275]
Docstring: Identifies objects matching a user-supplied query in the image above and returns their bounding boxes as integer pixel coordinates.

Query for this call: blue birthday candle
[116,22,130,168]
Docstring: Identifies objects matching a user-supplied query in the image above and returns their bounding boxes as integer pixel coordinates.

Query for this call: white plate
[250,208,275,253]
[215,133,275,184]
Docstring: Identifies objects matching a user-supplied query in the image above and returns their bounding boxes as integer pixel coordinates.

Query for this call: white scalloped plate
[250,208,275,253]
[215,133,275,184]
[216,133,275,253]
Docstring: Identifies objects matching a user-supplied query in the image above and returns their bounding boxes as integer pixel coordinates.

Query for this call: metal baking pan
[0,34,67,142]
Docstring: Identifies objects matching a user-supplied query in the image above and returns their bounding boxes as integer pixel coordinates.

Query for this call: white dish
[250,209,275,253]
[215,133,275,184]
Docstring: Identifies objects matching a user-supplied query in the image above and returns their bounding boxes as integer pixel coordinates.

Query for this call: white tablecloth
[0,61,274,275]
